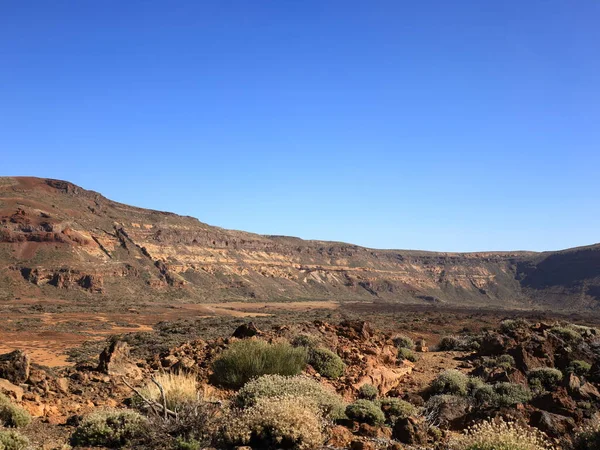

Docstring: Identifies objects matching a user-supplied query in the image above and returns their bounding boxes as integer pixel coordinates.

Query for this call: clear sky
[1,1,599,252]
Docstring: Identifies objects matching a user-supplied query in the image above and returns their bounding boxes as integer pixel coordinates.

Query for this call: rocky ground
[1,309,600,449]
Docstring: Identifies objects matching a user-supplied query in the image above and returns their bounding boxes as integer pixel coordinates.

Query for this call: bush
[473,382,532,407]
[291,334,320,350]
[393,335,415,350]
[500,318,530,334]
[223,396,323,450]
[308,347,345,379]
[449,419,553,449]
[569,360,592,377]
[135,372,198,411]
[358,384,378,400]
[550,326,583,344]
[377,398,416,424]
[235,375,346,420]
[0,430,29,450]
[430,369,469,396]
[398,347,418,363]
[211,340,307,388]
[438,335,480,352]
[0,394,31,428]
[573,421,600,449]
[527,367,563,391]
[345,399,385,425]
[70,409,148,448]
[482,354,515,370]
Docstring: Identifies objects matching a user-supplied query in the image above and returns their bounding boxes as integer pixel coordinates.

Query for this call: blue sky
[1,1,599,252]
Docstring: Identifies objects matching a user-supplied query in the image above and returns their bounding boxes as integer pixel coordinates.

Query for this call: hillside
[0,176,598,310]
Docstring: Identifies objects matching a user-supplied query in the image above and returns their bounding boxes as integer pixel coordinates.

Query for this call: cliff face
[1,177,598,310]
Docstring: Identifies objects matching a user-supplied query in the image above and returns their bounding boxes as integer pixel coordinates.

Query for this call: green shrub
[377,398,416,424]
[550,326,583,344]
[291,334,320,350]
[573,422,600,450]
[211,340,307,388]
[483,354,515,370]
[449,419,553,449]
[174,437,202,450]
[0,429,29,450]
[223,396,323,450]
[0,394,31,428]
[398,347,418,363]
[473,382,532,407]
[308,347,345,379]
[358,383,378,400]
[70,409,148,448]
[438,335,480,352]
[569,360,592,377]
[527,367,563,390]
[430,370,469,396]
[345,399,385,425]
[438,335,463,351]
[235,375,346,420]
[393,335,415,350]
[499,318,530,334]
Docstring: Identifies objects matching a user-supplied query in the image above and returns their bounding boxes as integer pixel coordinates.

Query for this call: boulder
[350,441,375,450]
[232,322,261,338]
[326,425,354,448]
[97,341,142,380]
[530,410,576,438]
[0,350,30,384]
[392,416,428,444]
[0,378,24,402]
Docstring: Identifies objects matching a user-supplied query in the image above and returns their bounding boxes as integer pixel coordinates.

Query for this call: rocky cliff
[1,177,598,310]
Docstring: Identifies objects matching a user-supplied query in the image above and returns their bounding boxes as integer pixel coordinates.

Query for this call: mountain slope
[1,177,598,310]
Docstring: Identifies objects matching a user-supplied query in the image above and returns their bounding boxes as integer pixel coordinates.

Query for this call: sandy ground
[0,300,340,367]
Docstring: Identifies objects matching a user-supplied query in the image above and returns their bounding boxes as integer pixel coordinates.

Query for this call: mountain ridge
[1,176,599,310]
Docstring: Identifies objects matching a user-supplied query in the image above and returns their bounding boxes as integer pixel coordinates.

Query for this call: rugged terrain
[1,176,599,311]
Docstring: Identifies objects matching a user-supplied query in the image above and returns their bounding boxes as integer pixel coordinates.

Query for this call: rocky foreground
[1,318,600,449]
[1,176,600,310]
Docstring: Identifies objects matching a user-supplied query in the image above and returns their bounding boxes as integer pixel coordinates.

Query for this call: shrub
[0,430,29,450]
[569,360,592,377]
[398,347,418,363]
[473,382,532,407]
[235,375,346,420]
[527,367,563,390]
[377,398,416,424]
[449,419,553,449]
[70,409,148,448]
[573,421,600,449]
[430,369,469,396]
[500,318,530,334]
[0,394,31,428]
[393,335,415,350]
[211,340,307,388]
[482,354,515,370]
[550,326,583,344]
[223,396,323,450]
[135,372,198,411]
[308,347,345,379]
[358,383,378,400]
[438,335,480,352]
[291,334,320,350]
[438,335,463,351]
[345,399,385,425]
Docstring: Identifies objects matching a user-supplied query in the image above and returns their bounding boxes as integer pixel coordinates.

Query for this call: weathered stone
[326,425,354,448]
[392,416,428,444]
[530,410,575,438]
[0,350,30,384]
[97,341,142,380]
[232,322,261,338]
[0,378,24,402]
[350,440,375,450]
